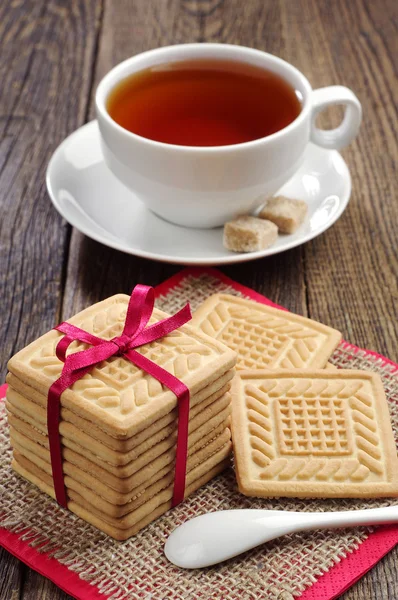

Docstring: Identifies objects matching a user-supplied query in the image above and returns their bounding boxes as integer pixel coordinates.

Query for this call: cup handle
[310,86,362,150]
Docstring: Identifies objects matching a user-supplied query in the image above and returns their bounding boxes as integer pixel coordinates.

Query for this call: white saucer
[46,121,351,266]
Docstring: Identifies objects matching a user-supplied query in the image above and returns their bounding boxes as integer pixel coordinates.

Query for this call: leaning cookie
[192,293,342,370]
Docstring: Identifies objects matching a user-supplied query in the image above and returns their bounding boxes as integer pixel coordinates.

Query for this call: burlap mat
[1,272,398,600]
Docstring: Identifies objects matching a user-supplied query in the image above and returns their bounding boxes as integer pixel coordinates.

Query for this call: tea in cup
[96,44,361,228]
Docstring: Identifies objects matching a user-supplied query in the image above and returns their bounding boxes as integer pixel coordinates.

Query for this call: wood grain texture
[0,547,22,600]
[0,0,102,381]
[0,0,100,598]
[290,0,398,361]
[21,569,68,600]
[1,0,397,598]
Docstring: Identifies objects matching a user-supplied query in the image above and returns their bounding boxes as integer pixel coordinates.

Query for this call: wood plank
[21,567,73,600]
[0,0,101,597]
[21,568,72,600]
[62,0,307,318]
[62,237,181,317]
[285,0,398,359]
[0,0,102,381]
[0,547,23,600]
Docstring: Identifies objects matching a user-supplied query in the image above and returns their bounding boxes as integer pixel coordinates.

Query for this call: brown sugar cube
[259,196,308,234]
[223,216,278,253]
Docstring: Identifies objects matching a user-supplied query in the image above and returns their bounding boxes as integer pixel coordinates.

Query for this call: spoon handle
[300,504,398,530]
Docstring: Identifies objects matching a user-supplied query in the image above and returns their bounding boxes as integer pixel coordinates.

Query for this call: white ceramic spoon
[164,506,398,569]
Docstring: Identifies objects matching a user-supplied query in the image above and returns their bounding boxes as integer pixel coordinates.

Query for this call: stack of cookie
[192,294,398,499]
[6,294,236,540]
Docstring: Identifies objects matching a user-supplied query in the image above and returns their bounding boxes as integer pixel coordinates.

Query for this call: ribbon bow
[48,285,192,509]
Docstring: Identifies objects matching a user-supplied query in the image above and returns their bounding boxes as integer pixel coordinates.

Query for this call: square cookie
[231,370,398,498]
[192,294,342,370]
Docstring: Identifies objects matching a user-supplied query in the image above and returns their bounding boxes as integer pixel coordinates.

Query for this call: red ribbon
[47,285,192,509]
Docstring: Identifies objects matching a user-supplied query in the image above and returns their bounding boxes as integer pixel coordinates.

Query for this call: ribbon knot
[47,284,192,510]
[112,333,131,356]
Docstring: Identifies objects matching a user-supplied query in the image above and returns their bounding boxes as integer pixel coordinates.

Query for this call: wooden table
[1,0,397,597]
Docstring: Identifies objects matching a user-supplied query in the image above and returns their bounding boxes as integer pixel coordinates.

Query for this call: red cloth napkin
[1,267,398,600]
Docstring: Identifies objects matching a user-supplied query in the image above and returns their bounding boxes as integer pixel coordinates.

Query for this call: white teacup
[96,44,361,229]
